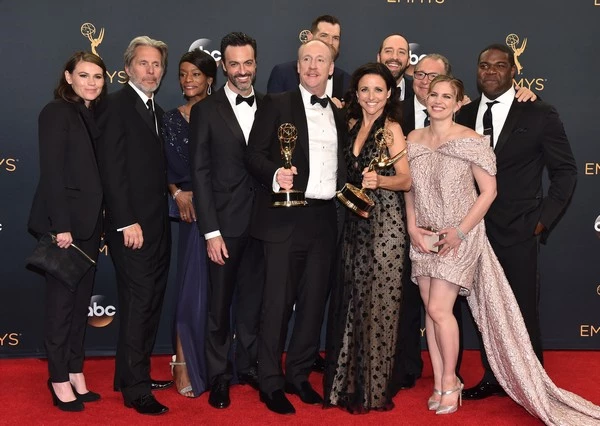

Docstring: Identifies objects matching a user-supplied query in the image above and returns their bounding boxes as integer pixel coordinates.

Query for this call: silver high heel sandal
[428,388,442,411]
[436,379,463,415]
[170,355,194,397]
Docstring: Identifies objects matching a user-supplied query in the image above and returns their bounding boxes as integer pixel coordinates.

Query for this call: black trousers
[108,224,170,403]
[258,201,336,394]
[45,226,101,382]
[481,235,542,383]
[205,234,264,385]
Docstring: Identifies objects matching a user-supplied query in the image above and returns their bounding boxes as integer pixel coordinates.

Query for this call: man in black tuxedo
[246,39,346,415]
[458,44,577,400]
[97,36,171,415]
[189,32,264,409]
[267,14,351,108]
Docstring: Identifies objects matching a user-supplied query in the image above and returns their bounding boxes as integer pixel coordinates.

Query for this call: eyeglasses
[413,71,440,81]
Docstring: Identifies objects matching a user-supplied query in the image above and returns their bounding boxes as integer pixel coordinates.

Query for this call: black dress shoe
[71,385,101,402]
[238,366,259,391]
[260,389,295,415]
[284,381,323,405]
[151,379,174,391]
[208,380,230,409]
[125,394,169,415]
[311,353,326,373]
[396,373,417,390]
[47,379,84,412]
[462,380,507,400]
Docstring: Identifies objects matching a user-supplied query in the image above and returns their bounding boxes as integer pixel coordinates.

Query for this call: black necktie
[423,109,430,127]
[146,99,157,135]
[310,94,328,108]
[236,94,255,107]
[483,100,499,147]
[398,86,402,101]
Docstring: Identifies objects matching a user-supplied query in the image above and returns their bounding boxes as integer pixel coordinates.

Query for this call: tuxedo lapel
[494,101,525,155]
[215,88,246,146]
[290,90,310,164]
[332,72,344,100]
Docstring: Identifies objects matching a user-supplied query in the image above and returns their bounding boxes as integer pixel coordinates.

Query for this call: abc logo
[409,43,426,66]
[87,295,116,328]
[594,215,600,233]
[189,38,222,64]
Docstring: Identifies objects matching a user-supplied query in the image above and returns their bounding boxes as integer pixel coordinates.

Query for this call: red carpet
[3,350,599,425]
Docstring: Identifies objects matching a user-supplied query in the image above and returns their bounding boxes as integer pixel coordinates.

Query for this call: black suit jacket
[28,100,103,240]
[189,87,263,238]
[457,97,577,246]
[267,60,351,100]
[245,90,347,243]
[96,84,168,241]
[399,77,415,133]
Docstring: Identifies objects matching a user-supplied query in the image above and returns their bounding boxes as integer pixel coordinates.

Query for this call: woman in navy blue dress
[161,49,216,397]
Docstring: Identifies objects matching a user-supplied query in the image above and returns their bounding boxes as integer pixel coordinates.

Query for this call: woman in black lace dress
[324,63,411,413]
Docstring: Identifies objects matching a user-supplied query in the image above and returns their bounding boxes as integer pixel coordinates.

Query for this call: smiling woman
[28,51,107,412]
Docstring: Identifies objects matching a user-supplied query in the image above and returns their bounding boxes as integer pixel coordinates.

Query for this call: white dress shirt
[397,77,407,101]
[224,82,257,144]
[476,86,516,148]
[413,96,428,130]
[272,84,338,200]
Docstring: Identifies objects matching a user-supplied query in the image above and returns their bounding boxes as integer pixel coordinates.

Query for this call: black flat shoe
[284,381,323,405]
[47,379,84,412]
[462,380,507,400]
[125,394,169,415]
[71,385,101,402]
[208,380,230,409]
[260,389,295,415]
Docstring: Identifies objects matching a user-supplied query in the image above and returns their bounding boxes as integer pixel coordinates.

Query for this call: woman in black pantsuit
[28,51,107,412]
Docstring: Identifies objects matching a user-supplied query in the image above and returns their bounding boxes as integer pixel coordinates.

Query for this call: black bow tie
[310,95,328,108]
[236,94,255,106]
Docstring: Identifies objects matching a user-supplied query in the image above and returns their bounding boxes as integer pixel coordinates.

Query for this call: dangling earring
[207,85,212,96]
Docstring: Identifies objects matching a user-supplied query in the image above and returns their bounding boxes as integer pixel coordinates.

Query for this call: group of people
[28,12,600,424]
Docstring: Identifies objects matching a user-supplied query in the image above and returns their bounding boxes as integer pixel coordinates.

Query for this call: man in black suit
[267,14,351,108]
[97,36,171,415]
[189,32,264,409]
[458,44,577,400]
[246,39,346,415]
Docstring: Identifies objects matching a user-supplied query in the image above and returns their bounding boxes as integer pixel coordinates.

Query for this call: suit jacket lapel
[215,88,246,145]
[494,101,524,154]
[332,71,344,100]
[290,90,310,164]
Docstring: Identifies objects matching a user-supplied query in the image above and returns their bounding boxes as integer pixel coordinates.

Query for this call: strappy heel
[169,355,194,397]
[436,379,463,415]
[427,388,442,411]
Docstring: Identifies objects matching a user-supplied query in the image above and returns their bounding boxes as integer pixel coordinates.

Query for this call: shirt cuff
[204,230,221,240]
[117,224,135,232]
[272,168,281,192]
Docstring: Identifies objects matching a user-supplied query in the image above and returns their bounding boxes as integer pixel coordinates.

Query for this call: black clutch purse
[26,233,96,292]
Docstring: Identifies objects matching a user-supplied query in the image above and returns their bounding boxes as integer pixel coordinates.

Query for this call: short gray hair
[123,36,168,70]
[416,53,452,76]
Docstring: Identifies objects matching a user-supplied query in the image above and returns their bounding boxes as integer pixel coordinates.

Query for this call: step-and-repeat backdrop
[1,0,599,357]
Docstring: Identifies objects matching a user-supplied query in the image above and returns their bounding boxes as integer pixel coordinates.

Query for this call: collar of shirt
[397,77,406,101]
[224,82,256,109]
[128,80,153,105]
[299,84,329,110]
[480,85,516,110]
[413,96,428,129]
[477,86,516,146]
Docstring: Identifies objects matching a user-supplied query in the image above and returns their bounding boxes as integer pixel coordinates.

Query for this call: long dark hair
[54,51,107,107]
[345,62,402,124]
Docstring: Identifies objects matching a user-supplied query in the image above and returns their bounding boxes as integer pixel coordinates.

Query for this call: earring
[207,85,212,96]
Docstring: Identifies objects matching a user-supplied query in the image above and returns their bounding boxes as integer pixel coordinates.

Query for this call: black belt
[305,198,333,207]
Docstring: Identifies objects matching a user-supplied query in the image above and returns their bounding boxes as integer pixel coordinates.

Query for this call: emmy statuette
[336,128,407,218]
[272,123,308,207]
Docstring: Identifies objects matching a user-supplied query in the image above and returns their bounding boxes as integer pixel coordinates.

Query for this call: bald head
[297,39,335,96]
